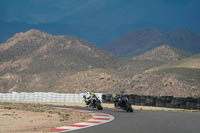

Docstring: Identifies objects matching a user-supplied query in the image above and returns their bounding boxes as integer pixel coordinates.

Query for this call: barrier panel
[1,92,199,110]
[102,94,200,110]
[197,98,200,110]
[0,92,103,103]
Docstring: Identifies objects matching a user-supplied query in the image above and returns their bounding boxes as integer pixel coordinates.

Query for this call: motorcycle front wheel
[96,102,103,110]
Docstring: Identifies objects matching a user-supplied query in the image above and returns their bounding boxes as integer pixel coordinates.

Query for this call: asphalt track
[57,106,200,133]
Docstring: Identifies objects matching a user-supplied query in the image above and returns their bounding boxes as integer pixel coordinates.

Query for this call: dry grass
[0,101,91,133]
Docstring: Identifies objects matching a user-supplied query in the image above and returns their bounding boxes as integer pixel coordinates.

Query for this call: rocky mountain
[0,30,118,92]
[127,67,200,98]
[106,28,200,56]
[174,54,200,69]
[127,53,200,97]
[48,68,130,93]
[1,30,200,97]
[117,45,191,76]
[132,45,191,62]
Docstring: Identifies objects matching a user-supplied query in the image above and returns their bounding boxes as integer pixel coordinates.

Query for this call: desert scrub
[55,111,70,121]
[157,67,200,84]
[4,106,15,110]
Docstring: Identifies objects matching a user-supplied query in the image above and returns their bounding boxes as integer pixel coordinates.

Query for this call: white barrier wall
[0,92,103,102]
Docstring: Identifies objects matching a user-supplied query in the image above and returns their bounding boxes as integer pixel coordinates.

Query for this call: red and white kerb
[51,110,115,132]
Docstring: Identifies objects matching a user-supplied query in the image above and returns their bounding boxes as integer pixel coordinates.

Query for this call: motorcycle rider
[112,93,118,108]
[112,90,133,112]
[83,90,96,107]
[112,91,127,108]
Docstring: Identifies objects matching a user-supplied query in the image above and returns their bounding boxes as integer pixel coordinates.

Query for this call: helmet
[85,92,91,99]
[112,93,117,99]
[84,89,88,93]
[83,90,90,99]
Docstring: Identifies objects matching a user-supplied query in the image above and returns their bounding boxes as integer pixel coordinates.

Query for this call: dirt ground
[0,102,91,133]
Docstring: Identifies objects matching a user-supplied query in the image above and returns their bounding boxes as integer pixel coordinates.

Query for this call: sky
[0,0,200,45]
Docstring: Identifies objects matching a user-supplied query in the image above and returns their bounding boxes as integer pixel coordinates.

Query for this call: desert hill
[0,30,118,92]
[106,28,200,56]
[129,54,200,97]
[117,45,191,76]
[0,30,200,97]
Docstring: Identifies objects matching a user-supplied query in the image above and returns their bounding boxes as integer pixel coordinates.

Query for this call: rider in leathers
[83,90,96,107]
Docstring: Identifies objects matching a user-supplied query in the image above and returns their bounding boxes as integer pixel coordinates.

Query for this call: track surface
[57,106,200,133]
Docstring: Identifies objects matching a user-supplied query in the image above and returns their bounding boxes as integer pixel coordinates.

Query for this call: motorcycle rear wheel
[126,103,133,112]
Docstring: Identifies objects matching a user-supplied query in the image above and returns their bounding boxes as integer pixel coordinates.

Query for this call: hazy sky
[0,0,200,45]
[1,0,200,31]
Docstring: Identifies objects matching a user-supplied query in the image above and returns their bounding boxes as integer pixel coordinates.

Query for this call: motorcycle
[88,95,103,110]
[113,96,133,112]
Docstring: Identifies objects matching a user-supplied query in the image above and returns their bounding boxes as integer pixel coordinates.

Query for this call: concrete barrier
[0,92,103,103]
[102,94,200,110]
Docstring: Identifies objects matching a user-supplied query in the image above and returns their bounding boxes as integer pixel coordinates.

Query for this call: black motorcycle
[113,96,133,112]
[88,96,103,110]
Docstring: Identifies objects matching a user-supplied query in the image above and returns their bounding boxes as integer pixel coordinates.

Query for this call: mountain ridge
[0,30,200,97]
[106,28,200,56]
[0,30,118,92]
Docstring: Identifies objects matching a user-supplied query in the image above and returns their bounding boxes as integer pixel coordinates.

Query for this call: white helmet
[84,90,91,99]
[84,90,89,93]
